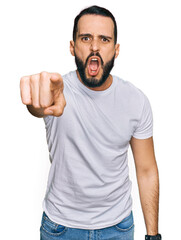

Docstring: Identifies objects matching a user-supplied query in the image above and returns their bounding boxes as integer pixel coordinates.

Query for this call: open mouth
[87,56,101,77]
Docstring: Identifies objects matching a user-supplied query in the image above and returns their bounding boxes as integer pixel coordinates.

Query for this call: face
[70,14,120,89]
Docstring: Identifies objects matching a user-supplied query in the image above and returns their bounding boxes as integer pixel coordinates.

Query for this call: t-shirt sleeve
[43,115,51,126]
[43,115,54,141]
[132,94,153,139]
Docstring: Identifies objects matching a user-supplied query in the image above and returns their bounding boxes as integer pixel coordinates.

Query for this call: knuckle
[40,71,49,79]
[22,99,31,105]
[40,103,48,108]
[30,74,39,83]
[40,98,53,108]
[32,103,40,109]
[20,77,24,83]
[20,76,29,84]
[54,108,63,117]
[40,104,46,108]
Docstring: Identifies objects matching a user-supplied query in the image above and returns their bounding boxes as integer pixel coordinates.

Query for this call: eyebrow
[78,33,113,40]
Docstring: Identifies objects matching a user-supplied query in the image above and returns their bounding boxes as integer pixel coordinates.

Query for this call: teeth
[91,58,98,61]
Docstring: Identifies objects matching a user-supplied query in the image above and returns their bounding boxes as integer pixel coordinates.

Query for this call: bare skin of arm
[130,136,160,235]
[26,105,45,118]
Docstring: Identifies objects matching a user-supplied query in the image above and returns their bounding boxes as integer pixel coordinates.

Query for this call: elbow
[136,164,159,179]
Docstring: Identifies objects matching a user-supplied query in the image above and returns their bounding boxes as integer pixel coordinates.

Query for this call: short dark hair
[73,5,117,44]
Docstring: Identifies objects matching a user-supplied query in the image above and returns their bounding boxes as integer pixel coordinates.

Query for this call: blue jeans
[40,211,134,240]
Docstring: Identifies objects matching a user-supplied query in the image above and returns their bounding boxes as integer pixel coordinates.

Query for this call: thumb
[44,93,66,117]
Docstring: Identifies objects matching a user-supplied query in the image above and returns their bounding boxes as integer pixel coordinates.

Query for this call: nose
[90,38,100,52]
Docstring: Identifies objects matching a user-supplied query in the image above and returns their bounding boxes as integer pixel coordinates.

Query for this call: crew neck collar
[72,70,117,97]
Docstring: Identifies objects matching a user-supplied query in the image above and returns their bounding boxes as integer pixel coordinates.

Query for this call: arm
[130,136,160,235]
[27,105,45,118]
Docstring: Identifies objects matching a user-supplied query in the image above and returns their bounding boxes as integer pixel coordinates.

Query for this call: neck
[76,70,113,91]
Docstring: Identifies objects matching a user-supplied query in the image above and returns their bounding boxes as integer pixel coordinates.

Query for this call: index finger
[50,73,63,91]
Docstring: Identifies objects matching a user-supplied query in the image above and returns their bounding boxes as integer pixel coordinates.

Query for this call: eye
[101,37,109,43]
[82,36,91,42]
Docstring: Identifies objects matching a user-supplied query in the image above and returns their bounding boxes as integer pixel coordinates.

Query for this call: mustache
[85,52,104,66]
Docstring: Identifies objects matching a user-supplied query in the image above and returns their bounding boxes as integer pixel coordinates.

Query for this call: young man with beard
[20,5,161,240]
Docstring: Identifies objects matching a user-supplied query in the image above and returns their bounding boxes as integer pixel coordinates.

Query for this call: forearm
[27,105,45,118]
[136,167,160,235]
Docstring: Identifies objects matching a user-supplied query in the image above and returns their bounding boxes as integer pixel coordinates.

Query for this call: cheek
[74,44,89,62]
[101,45,115,59]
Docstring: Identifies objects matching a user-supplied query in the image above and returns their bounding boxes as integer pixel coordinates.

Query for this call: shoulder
[113,75,147,106]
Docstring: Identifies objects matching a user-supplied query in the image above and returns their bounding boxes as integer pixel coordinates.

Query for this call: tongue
[89,61,99,71]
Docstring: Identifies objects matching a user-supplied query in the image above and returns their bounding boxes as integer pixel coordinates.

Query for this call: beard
[74,51,115,88]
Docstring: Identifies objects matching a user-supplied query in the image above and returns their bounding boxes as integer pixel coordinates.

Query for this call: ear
[114,43,120,59]
[70,41,75,56]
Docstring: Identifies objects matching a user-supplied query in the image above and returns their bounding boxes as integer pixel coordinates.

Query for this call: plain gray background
[0,0,181,239]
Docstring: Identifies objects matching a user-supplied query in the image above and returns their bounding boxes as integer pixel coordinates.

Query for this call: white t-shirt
[43,70,153,229]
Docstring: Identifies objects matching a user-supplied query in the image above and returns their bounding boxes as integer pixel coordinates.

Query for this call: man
[20,5,161,240]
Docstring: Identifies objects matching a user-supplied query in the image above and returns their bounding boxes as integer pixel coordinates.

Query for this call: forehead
[77,14,114,37]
